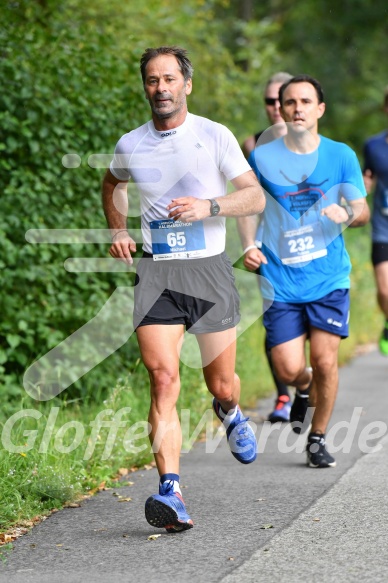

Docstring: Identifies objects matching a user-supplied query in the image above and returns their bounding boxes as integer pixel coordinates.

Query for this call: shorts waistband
[141,251,228,267]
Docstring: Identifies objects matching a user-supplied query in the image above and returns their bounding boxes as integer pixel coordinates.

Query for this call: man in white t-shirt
[102,46,265,533]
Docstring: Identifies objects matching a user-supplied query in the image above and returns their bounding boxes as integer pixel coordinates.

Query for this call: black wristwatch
[208,199,221,216]
[343,204,354,223]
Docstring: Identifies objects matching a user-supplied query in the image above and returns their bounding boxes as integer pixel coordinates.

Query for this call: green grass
[0,358,209,533]
[0,219,382,536]
[339,224,381,361]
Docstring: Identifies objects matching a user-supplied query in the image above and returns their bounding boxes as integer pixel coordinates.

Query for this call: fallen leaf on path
[255,498,266,501]
[260,524,273,529]
[118,497,132,502]
[118,468,129,476]
[147,534,161,541]
[88,481,106,495]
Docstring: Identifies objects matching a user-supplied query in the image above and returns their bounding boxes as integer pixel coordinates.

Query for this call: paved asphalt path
[1,348,387,583]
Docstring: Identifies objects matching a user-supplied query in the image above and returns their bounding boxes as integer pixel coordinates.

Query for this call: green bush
[0,1,147,405]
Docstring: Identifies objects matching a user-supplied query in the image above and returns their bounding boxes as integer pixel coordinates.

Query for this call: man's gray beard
[153,109,174,120]
[149,98,185,120]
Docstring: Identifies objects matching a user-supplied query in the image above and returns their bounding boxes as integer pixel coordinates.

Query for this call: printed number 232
[288,236,314,253]
[167,231,186,247]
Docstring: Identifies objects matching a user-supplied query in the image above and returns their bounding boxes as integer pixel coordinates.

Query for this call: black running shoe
[290,390,310,434]
[306,435,336,468]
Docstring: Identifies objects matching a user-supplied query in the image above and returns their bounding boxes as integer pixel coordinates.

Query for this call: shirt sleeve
[109,135,131,181]
[341,147,367,200]
[247,149,262,181]
[218,125,251,181]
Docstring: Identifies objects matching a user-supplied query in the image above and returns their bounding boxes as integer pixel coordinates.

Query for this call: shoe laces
[159,480,175,496]
[235,417,251,438]
[308,435,325,453]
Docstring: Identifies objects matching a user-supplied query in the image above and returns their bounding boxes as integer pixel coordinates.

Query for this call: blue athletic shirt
[248,135,367,303]
[363,130,388,243]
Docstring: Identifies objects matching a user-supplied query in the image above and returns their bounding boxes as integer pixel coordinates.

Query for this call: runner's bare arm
[167,170,265,222]
[320,197,370,227]
[102,169,136,264]
[236,214,268,271]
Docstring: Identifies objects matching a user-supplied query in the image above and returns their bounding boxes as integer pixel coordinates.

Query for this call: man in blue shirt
[242,71,294,424]
[237,74,370,468]
[363,87,388,356]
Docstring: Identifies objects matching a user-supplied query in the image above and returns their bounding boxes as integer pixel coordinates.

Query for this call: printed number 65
[167,231,186,247]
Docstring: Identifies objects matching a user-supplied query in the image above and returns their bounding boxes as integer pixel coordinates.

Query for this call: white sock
[161,479,181,495]
[296,389,309,398]
[218,404,239,428]
[171,480,182,495]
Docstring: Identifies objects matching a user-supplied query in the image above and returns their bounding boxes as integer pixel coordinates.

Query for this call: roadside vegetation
[0,0,385,539]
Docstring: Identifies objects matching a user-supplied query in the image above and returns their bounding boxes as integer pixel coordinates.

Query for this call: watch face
[211,200,220,216]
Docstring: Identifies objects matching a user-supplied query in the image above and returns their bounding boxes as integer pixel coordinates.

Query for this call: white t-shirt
[110,112,250,258]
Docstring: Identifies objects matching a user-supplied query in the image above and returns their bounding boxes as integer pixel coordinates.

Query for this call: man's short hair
[265,72,293,93]
[140,46,194,85]
[279,74,324,105]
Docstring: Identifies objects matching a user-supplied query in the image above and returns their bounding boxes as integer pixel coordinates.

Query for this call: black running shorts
[134,252,240,334]
[372,242,388,266]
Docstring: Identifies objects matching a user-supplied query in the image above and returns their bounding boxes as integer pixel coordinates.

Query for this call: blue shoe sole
[145,497,194,533]
[232,451,257,464]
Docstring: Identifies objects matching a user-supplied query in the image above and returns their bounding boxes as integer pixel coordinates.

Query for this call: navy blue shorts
[263,289,350,348]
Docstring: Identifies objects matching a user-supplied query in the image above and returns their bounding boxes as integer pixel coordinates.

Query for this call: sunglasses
[264,97,280,106]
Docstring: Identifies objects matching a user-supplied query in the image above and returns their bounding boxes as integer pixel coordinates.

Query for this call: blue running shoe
[145,481,194,533]
[268,395,291,423]
[213,399,257,464]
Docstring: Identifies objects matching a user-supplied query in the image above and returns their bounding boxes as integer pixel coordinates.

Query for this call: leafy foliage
[0,0,283,406]
[271,0,388,148]
[0,1,147,402]
[1,0,384,406]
